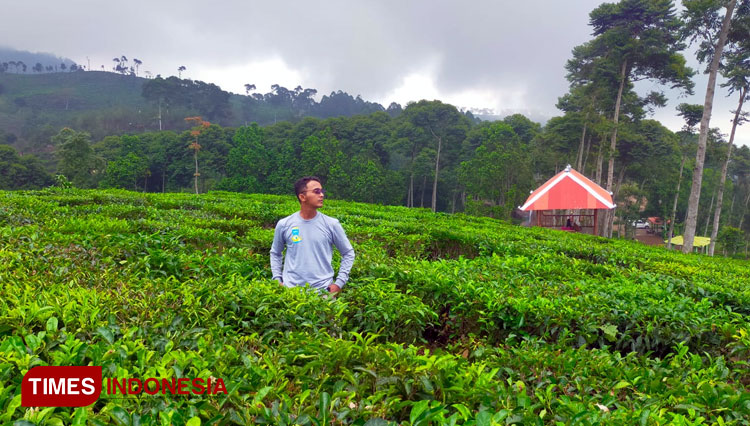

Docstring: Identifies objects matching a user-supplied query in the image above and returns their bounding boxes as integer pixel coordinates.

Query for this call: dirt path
[634,229,664,246]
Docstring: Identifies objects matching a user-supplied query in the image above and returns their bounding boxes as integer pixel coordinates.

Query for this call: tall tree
[185,116,210,194]
[386,102,403,118]
[681,0,738,252]
[574,0,695,237]
[400,100,469,212]
[0,145,53,190]
[668,104,703,248]
[732,146,750,230]
[101,152,149,190]
[561,42,618,176]
[54,128,103,188]
[708,5,750,255]
[299,128,341,182]
[459,122,533,219]
[219,123,270,193]
[391,119,429,207]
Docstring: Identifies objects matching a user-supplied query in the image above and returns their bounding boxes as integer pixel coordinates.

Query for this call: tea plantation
[1,189,749,425]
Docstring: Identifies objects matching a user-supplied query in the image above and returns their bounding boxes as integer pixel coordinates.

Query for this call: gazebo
[519,165,615,235]
[664,235,712,253]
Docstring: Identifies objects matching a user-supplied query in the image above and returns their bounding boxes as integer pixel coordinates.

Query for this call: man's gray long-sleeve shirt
[270,211,355,290]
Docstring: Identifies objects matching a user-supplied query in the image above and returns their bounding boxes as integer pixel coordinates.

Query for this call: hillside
[0,72,151,152]
[0,71,400,158]
[0,71,145,111]
[0,47,76,73]
[1,189,749,424]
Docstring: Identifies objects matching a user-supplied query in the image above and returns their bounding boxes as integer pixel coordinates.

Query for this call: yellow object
[665,235,711,247]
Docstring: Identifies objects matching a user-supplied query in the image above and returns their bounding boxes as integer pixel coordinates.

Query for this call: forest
[0,0,748,256]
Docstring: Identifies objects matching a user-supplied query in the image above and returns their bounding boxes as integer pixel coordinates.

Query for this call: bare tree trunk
[730,192,736,227]
[739,191,750,230]
[430,128,442,213]
[407,173,414,207]
[193,150,199,194]
[162,170,166,193]
[595,139,604,186]
[709,88,745,255]
[595,139,605,236]
[158,101,163,131]
[608,166,627,238]
[582,134,592,176]
[667,155,686,249]
[704,192,715,237]
[451,191,458,214]
[420,175,427,208]
[602,60,629,238]
[407,146,418,207]
[576,117,588,171]
[682,0,737,253]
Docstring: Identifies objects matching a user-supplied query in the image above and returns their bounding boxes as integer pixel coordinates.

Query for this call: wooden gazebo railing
[521,165,614,235]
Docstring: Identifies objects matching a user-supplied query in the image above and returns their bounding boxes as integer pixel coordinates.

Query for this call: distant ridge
[0,48,505,160]
[0,46,77,72]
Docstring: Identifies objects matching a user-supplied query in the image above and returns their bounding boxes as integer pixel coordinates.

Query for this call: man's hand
[328,284,341,295]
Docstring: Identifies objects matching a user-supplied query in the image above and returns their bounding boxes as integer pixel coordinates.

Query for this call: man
[270,176,355,295]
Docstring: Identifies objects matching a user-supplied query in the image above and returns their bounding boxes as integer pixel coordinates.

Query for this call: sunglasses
[303,188,326,195]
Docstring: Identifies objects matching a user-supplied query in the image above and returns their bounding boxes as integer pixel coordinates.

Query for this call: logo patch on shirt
[291,226,301,244]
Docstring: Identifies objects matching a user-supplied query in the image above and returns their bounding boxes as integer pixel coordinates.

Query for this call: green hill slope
[0,72,153,151]
[0,71,397,159]
[1,189,749,424]
[0,70,145,110]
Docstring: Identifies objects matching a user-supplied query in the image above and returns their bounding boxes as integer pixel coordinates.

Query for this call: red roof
[520,166,615,211]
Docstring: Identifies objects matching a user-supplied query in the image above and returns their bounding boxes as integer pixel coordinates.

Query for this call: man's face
[300,180,325,208]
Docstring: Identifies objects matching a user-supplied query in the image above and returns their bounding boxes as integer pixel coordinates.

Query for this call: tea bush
[1,189,749,425]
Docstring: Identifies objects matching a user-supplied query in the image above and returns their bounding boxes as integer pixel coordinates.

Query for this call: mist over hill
[0,46,77,73]
[0,49,423,155]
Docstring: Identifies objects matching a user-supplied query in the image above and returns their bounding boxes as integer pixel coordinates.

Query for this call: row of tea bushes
[2,188,749,424]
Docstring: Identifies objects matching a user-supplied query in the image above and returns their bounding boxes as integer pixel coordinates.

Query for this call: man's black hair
[294,176,322,199]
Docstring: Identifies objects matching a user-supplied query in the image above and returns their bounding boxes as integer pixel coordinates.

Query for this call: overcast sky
[3,0,748,147]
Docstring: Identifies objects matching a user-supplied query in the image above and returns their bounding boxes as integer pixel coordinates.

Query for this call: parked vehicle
[632,219,650,229]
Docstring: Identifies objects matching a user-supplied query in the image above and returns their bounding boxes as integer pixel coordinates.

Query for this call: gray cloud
[2,0,747,146]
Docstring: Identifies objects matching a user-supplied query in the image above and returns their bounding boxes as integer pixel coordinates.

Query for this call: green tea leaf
[475,410,491,426]
[72,407,88,426]
[97,327,114,345]
[410,399,429,424]
[46,316,59,333]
